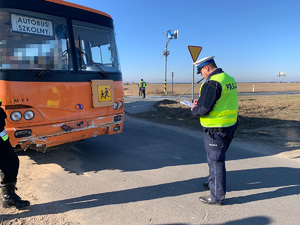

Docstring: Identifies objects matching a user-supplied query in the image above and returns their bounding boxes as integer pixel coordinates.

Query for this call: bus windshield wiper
[80,50,108,78]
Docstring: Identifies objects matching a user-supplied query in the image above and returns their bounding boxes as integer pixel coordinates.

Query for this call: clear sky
[67,0,300,83]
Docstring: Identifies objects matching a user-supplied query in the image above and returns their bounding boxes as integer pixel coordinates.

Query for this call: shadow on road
[210,216,272,225]
[226,167,300,204]
[1,166,299,220]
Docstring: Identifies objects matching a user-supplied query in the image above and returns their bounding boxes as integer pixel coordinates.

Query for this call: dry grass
[124,82,300,96]
[239,95,300,121]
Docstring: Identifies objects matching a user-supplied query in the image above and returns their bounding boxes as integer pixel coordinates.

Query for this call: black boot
[0,182,30,209]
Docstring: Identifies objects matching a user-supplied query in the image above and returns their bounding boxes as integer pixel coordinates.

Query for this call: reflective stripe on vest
[199,72,238,128]
[0,129,8,141]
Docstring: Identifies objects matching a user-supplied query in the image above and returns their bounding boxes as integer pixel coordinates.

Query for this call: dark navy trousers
[0,138,19,184]
[203,123,237,203]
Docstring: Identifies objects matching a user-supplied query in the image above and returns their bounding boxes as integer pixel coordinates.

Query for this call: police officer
[138,79,147,98]
[0,99,30,209]
[191,56,238,205]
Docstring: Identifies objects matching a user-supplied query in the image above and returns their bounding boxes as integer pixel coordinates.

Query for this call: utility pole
[163,30,178,94]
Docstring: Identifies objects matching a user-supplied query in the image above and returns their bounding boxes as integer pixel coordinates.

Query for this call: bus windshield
[0,8,120,73]
[73,20,120,73]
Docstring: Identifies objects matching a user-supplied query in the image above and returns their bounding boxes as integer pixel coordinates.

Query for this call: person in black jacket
[0,99,30,209]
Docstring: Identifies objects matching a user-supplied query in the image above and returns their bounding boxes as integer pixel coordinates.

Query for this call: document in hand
[180,100,194,108]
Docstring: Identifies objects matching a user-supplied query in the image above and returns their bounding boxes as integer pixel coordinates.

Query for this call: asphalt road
[2,107,299,224]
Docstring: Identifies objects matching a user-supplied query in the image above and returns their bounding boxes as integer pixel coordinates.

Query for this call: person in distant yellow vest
[0,99,30,209]
[138,79,146,98]
[191,56,238,205]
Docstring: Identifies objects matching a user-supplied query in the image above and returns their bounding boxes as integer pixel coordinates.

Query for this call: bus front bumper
[8,113,124,152]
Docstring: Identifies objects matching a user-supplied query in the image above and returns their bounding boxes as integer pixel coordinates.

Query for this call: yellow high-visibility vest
[199,73,238,128]
[139,81,146,88]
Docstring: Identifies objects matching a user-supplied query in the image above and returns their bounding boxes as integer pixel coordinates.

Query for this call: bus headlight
[118,101,123,109]
[10,111,22,122]
[112,102,118,110]
[24,110,34,120]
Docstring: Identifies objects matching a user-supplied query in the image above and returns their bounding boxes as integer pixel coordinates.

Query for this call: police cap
[193,56,215,74]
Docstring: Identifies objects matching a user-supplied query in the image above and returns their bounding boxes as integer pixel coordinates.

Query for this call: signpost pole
[188,46,202,102]
[278,72,287,91]
[192,65,195,101]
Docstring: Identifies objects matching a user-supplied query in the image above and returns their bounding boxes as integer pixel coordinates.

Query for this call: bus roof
[45,0,112,19]
[0,0,114,28]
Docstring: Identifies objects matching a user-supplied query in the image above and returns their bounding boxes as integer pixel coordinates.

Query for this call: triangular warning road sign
[188,46,202,62]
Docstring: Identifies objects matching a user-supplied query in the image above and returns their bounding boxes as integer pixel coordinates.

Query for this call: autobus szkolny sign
[11,14,54,37]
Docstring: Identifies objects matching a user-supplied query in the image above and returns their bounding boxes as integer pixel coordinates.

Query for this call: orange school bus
[0,0,124,152]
